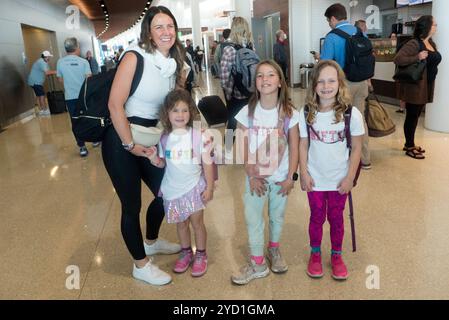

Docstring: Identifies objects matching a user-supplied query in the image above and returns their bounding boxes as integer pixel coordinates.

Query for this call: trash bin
[300,63,314,89]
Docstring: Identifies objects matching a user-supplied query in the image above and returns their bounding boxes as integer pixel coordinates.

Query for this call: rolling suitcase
[197,95,228,127]
[46,74,66,114]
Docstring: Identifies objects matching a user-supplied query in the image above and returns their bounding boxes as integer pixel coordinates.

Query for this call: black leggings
[102,118,165,260]
[404,103,425,148]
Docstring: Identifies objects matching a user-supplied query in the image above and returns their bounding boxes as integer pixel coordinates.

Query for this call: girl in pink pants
[299,60,364,280]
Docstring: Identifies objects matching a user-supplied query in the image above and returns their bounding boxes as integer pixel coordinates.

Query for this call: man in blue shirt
[314,3,372,169]
[27,51,56,116]
[57,37,92,157]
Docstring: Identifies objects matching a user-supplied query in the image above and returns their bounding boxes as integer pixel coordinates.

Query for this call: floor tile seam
[77,192,117,299]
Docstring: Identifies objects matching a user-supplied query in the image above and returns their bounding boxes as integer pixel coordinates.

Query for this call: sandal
[403,146,426,153]
[405,149,425,160]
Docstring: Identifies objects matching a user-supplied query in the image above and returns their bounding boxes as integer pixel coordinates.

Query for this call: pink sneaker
[173,250,193,273]
[191,252,208,277]
[331,254,348,280]
[307,252,324,278]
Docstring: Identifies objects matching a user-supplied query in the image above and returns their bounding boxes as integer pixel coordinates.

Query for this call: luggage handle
[47,74,57,92]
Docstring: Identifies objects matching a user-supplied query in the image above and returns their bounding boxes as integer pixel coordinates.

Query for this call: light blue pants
[243,177,288,257]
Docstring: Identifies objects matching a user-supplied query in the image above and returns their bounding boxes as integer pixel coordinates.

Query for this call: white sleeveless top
[123,46,176,120]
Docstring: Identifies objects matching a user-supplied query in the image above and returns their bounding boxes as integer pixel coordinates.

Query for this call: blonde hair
[248,60,293,119]
[229,17,254,47]
[275,30,284,40]
[305,60,352,125]
[160,89,198,134]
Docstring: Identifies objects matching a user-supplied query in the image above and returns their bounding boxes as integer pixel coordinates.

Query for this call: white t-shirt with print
[235,103,300,183]
[298,107,365,191]
[158,128,205,201]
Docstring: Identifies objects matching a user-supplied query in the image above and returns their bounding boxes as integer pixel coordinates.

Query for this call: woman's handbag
[393,60,426,83]
[130,124,162,147]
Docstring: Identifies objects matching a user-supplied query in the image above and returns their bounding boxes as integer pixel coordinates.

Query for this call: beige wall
[0,0,95,127]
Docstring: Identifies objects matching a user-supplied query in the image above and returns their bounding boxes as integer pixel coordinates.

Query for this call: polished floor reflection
[1,70,449,299]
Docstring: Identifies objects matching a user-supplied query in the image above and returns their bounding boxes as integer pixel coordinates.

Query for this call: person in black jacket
[273,29,288,82]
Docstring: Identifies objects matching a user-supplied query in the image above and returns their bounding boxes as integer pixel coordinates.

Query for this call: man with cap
[27,50,56,116]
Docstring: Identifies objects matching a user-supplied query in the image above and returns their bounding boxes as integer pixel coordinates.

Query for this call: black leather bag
[393,61,426,83]
[393,38,426,83]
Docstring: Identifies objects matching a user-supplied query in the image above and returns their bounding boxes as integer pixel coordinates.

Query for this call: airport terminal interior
[1,0,449,300]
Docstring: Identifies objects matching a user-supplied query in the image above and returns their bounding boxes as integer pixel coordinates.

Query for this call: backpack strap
[119,50,144,97]
[329,28,351,40]
[283,117,291,138]
[191,128,202,163]
[304,105,311,148]
[344,106,353,150]
[159,133,168,158]
[248,115,253,130]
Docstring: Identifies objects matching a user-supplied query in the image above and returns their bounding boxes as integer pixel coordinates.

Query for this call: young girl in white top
[299,60,364,280]
[147,89,214,278]
[231,60,299,285]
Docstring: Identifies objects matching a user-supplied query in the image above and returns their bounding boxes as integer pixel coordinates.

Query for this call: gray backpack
[230,44,260,97]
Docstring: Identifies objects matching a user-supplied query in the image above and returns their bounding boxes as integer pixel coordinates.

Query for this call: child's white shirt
[235,103,300,183]
[299,107,365,191]
[158,128,204,200]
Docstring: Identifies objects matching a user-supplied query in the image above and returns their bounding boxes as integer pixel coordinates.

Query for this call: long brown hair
[414,15,437,50]
[248,60,293,119]
[139,6,185,87]
[160,89,198,133]
[305,60,352,125]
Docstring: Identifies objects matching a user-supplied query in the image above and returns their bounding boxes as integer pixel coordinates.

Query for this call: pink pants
[307,191,348,252]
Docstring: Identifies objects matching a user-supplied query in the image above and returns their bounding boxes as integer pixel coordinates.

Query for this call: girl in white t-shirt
[147,89,214,278]
[231,60,300,285]
[299,60,364,281]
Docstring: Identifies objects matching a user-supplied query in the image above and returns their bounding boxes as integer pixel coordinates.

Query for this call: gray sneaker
[231,259,269,285]
[266,247,288,273]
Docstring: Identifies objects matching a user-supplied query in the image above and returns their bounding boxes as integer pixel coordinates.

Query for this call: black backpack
[330,28,375,82]
[71,50,144,142]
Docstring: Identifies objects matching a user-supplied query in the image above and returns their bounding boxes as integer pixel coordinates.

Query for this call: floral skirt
[163,177,206,224]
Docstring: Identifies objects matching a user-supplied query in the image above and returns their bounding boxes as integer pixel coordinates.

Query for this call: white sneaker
[132,261,172,286]
[144,238,181,255]
[38,109,51,116]
[92,142,101,148]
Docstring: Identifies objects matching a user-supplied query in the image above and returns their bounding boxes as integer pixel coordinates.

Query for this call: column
[190,0,202,48]
[289,0,312,85]
[425,0,449,133]
[233,0,252,32]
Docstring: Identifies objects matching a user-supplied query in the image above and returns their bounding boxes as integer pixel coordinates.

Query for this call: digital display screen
[396,0,409,8]
[409,0,423,6]
[396,0,431,6]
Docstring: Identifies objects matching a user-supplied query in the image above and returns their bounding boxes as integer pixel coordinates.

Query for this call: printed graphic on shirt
[309,128,346,144]
[164,148,193,161]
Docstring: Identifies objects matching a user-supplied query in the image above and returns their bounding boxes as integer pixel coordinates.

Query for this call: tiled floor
[1,71,449,299]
